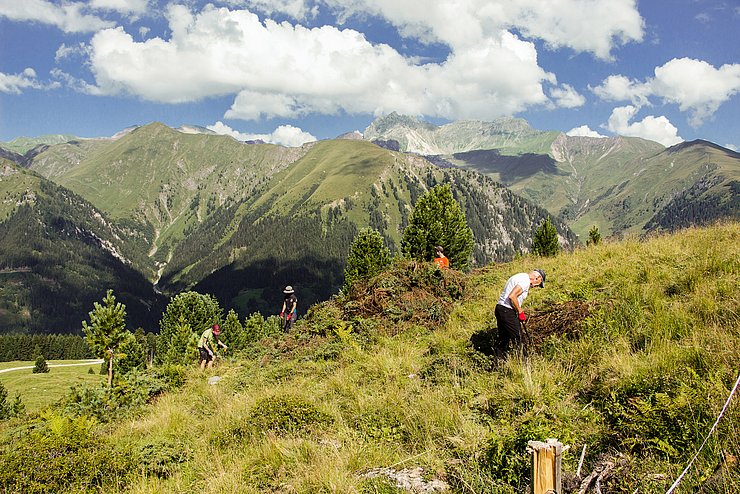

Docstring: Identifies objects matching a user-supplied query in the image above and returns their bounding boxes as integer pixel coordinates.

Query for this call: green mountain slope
[158,139,577,315]
[0,160,165,334]
[29,123,310,266]
[364,115,740,238]
[0,134,78,155]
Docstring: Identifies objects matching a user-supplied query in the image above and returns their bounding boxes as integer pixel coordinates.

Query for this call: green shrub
[0,414,134,493]
[303,301,346,336]
[246,395,333,435]
[63,365,186,422]
[0,382,24,419]
[482,415,561,488]
[590,367,714,458]
[352,406,410,445]
[139,439,191,478]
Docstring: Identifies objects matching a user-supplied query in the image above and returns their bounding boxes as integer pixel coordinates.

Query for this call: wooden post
[528,438,566,494]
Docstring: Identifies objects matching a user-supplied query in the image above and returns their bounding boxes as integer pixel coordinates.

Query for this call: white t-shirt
[497,273,530,309]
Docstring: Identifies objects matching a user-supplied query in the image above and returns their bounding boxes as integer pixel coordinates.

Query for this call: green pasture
[0,360,103,412]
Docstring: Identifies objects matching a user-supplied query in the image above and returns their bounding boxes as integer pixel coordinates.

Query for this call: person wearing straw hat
[280,286,298,332]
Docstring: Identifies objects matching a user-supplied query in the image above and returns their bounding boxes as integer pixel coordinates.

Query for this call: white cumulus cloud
[319,0,643,59]
[207,121,316,147]
[606,105,682,147]
[0,0,115,33]
[651,58,740,126]
[593,58,740,127]
[566,125,606,138]
[550,84,586,108]
[85,4,557,121]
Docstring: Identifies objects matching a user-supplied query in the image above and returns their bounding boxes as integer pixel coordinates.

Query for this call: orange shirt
[434,255,449,269]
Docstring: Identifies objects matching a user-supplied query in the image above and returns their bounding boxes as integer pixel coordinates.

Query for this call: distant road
[0,359,104,374]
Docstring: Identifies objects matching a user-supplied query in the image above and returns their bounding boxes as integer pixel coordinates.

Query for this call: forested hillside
[364,114,740,238]
[0,161,165,333]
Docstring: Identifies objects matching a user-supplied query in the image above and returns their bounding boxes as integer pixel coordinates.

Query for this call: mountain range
[0,115,737,334]
[364,112,740,238]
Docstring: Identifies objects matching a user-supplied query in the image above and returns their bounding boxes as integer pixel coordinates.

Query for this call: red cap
[212,324,221,334]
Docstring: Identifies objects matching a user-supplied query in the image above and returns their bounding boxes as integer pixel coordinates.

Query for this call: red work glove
[518,312,527,322]
[280,312,284,317]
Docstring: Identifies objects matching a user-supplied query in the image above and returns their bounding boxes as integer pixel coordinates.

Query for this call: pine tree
[157,291,222,364]
[115,332,146,375]
[401,184,474,270]
[82,289,130,387]
[32,354,49,374]
[587,225,602,246]
[532,218,560,257]
[0,382,24,419]
[222,309,245,351]
[343,228,392,292]
[163,316,196,366]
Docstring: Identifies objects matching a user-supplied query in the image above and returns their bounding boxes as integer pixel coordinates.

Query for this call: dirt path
[0,359,103,374]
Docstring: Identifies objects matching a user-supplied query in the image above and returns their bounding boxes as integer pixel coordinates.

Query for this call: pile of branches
[523,300,595,349]
[342,260,466,330]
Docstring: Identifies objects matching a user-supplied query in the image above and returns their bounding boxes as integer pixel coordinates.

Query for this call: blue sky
[0,0,738,149]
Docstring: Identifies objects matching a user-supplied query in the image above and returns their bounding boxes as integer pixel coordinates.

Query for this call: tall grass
[1,222,738,493]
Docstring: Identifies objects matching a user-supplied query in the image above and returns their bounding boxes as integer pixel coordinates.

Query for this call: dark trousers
[494,304,521,354]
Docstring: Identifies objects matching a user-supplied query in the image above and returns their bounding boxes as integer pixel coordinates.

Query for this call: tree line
[0,333,92,361]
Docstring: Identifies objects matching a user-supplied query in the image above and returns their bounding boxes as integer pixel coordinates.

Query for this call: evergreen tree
[401,184,474,270]
[222,309,246,352]
[243,312,276,345]
[157,291,222,364]
[343,228,392,292]
[163,316,196,366]
[532,218,560,257]
[82,289,130,387]
[587,225,602,246]
[32,354,49,374]
[115,332,146,375]
[0,382,24,419]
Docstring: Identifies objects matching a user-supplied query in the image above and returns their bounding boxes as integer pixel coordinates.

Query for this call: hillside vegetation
[1,222,737,493]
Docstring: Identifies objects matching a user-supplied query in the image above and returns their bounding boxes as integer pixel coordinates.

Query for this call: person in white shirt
[494,269,546,356]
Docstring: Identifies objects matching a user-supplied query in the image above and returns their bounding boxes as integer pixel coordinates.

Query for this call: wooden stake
[528,438,567,494]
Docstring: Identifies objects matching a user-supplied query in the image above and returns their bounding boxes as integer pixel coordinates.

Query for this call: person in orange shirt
[433,245,449,269]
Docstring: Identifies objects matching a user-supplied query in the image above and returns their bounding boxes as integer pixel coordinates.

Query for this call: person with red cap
[198,323,228,370]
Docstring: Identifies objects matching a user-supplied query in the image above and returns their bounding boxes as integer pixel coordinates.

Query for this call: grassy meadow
[1,222,738,493]
[0,360,103,412]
